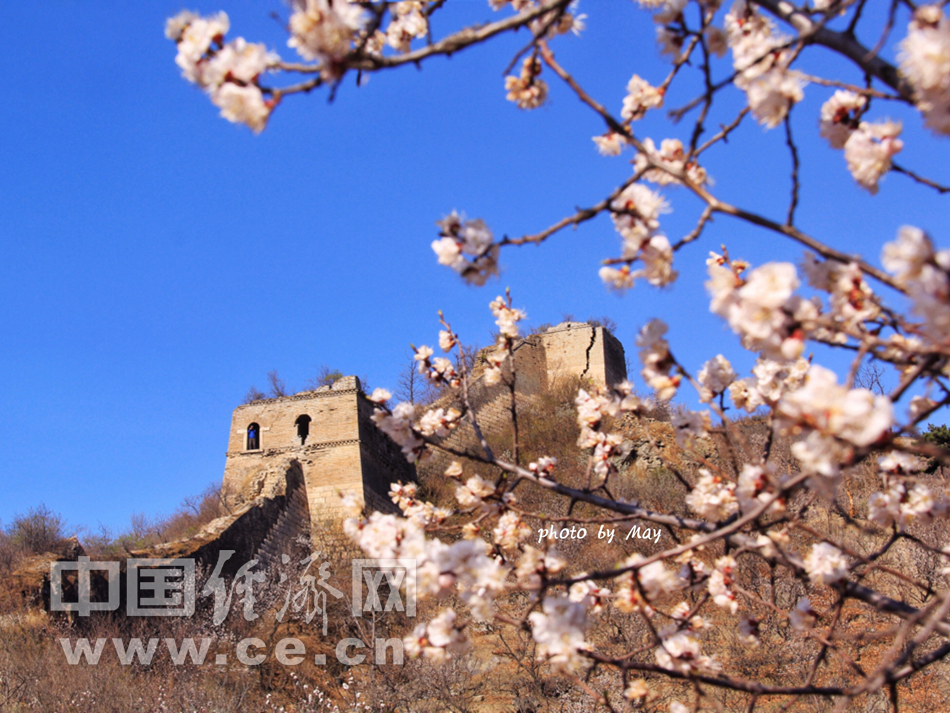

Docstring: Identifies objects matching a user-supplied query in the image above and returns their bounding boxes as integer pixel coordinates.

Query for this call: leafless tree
[266,369,287,397]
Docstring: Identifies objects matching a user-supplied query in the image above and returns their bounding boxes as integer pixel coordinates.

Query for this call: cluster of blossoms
[724,0,804,128]
[634,138,709,187]
[431,212,499,286]
[574,382,641,477]
[417,406,463,438]
[615,554,685,614]
[881,226,950,344]
[707,252,818,361]
[454,474,497,511]
[368,387,462,463]
[389,482,452,525]
[736,463,786,516]
[504,56,549,110]
[381,1,429,54]
[868,452,945,529]
[368,391,426,461]
[899,5,950,136]
[492,510,533,549]
[728,356,809,413]
[166,12,279,133]
[601,183,676,290]
[696,354,736,403]
[637,319,680,400]
[655,621,720,674]
[707,555,738,613]
[622,74,665,122]
[574,382,641,442]
[515,545,566,588]
[803,542,850,585]
[343,502,508,622]
[528,595,592,671]
[591,74,664,156]
[286,0,365,77]
[868,479,941,530]
[842,119,903,194]
[413,345,461,389]
[685,470,738,521]
[482,295,527,385]
[818,91,903,194]
[404,609,471,663]
[776,364,893,478]
[802,253,880,333]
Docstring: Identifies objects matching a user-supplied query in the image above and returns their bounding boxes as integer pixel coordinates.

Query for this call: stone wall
[223,376,412,536]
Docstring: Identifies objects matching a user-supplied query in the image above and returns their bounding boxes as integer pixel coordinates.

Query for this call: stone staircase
[253,482,311,569]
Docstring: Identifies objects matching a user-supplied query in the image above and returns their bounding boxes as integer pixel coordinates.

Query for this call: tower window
[247,423,260,450]
[295,415,312,445]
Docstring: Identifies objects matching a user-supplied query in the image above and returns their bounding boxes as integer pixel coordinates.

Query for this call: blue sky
[1,1,946,535]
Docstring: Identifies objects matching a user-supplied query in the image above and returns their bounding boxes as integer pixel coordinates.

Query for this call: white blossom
[592,132,627,156]
[529,595,591,672]
[697,355,736,402]
[455,475,495,509]
[725,0,804,127]
[737,463,785,515]
[803,542,849,584]
[204,38,278,87]
[789,597,817,631]
[882,227,950,343]
[868,482,941,530]
[171,11,230,84]
[819,90,866,149]
[610,183,669,243]
[685,470,739,521]
[708,555,738,613]
[492,511,531,549]
[385,1,428,53]
[899,6,950,135]
[211,83,273,134]
[404,609,471,663]
[368,387,391,403]
[637,319,681,400]
[843,120,903,194]
[621,75,664,121]
[505,57,548,109]
[433,212,499,285]
[287,0,365,73]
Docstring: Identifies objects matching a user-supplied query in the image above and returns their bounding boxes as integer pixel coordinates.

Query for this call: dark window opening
[295,415,312,445]
[247,423,260,450]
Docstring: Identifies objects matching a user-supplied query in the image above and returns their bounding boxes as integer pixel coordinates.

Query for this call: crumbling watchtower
[222,376,413,524]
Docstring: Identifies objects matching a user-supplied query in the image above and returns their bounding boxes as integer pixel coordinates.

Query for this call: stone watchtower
[533,321,627,389]
[222,376,413,525]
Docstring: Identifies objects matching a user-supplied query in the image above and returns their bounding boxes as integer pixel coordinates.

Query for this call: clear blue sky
[1,1,946,535]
